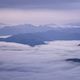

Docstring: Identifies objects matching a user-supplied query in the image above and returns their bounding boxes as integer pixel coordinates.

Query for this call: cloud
[0,0,80,9]
[0,0,80,25]
[0,9,80,25]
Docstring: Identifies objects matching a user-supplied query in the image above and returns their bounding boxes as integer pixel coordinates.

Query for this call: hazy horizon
[0,0,80,25]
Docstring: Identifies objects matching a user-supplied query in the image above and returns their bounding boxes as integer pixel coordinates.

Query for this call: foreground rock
[78,44,80,46]
[66,58,80,63]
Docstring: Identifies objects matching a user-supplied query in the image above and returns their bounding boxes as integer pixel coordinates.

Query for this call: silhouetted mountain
[43,28,80,40]
[0,24,53,35]
[2,33,46,46]
[0,27,80,46]
[66,22,80,26]
[0,24,80,36]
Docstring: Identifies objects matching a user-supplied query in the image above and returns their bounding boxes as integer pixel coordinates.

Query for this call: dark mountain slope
[0,27,80,46]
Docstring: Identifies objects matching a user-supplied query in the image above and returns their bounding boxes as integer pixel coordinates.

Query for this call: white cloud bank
[0,41,80,80]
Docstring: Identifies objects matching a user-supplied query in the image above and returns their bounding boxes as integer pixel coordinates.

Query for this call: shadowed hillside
[0,27,80,46]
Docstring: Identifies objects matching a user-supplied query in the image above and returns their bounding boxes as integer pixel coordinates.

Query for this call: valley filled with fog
[0,0,80,79]
[0,41,80,80]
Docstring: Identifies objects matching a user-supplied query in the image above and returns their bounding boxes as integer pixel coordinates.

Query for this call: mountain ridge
[0,28,80,46]
[0,24,80,35]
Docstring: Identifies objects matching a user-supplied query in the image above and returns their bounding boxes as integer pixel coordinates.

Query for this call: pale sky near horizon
[0,0,80,25]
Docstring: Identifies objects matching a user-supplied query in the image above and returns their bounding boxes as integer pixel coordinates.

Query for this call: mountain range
[0,24,80,46]
[0,24,53,35]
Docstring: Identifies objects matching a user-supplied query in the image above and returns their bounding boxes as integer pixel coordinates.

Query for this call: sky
[0,0,80,25]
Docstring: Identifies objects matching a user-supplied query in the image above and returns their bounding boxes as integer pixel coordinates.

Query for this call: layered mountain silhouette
[0,33,46,46]
[0,24,80,35]
[0,24,53,35]
[0,26,80,46]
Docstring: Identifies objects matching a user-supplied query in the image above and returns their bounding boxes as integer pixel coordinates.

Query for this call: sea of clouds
[0,41,80,80]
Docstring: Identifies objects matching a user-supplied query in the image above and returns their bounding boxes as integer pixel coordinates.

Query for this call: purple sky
[0,0,80,25]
